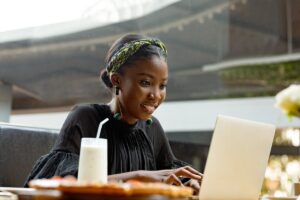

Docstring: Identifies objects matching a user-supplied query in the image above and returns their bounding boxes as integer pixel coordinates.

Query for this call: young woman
[24,33,202,192]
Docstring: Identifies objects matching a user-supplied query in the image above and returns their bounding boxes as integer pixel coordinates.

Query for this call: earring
[146,118,153,126]
[113,112,122,120]
[115,86,120,95]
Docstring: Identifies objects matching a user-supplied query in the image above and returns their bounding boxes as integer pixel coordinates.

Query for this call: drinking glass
[77,138,107,183]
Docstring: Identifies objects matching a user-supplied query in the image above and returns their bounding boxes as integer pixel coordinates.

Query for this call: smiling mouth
[141,104,157,114]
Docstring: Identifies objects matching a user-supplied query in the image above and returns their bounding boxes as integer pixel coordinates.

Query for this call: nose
[149,87,165,101]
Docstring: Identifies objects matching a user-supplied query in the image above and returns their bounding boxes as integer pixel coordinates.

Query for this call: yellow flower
[275,84,300,118]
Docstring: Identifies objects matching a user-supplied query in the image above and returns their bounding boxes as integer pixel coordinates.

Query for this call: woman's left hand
[183,178,201,195]
[132,166,203,194]
[162,166,202,188]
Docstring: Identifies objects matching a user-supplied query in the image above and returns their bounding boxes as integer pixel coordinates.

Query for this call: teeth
[144,105,154,109]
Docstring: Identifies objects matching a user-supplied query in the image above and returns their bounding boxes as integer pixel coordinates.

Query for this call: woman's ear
[110,73,121,86]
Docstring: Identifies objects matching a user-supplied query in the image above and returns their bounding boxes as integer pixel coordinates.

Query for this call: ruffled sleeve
[23,151,79,187]
[23,104,104,187]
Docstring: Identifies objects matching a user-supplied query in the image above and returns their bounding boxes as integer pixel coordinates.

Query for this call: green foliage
[218,60,300,98]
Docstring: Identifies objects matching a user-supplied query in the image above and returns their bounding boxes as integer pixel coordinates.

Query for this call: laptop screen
[199,115,275,200]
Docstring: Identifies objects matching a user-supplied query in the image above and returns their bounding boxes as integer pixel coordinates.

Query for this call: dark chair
[0,123,58,187]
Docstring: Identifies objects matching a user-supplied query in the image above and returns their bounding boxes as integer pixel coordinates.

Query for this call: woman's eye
[160,84,167,90]
[140,80,151,87]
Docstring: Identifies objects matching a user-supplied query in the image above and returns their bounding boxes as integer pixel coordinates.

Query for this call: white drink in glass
[78,138,107,183]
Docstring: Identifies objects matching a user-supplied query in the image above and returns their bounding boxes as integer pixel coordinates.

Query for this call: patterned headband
[106,38,167,77]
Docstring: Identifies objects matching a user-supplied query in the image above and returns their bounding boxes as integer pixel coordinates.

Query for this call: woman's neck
[108,99,117,113]
[107,98,138,125]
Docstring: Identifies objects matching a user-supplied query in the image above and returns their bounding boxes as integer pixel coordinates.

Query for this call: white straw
[96,118,109,138]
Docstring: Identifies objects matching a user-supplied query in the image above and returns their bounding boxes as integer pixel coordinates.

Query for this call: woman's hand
[154,166,202,195]
[155,166,202,186]
[108,166,203,194]
[184,178,201,195]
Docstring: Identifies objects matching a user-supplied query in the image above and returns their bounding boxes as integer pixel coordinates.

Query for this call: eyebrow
[137,72,168,81]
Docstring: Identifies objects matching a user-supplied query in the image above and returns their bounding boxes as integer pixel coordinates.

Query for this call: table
[0,187,195,200]
[4,187,295,200]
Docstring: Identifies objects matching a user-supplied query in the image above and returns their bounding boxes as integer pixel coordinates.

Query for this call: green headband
[106,38,167,77]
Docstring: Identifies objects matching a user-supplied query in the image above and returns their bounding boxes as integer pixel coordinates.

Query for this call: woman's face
[117,56,168,124]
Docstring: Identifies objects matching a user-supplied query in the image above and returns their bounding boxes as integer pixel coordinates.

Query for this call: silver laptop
[199,115,276,200]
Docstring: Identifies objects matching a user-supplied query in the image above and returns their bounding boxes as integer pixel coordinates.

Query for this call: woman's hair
[100,33,167,89]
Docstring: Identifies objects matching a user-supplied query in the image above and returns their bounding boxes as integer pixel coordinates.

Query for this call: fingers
[174,166,203,181]
[162,166,203,187]
[184,166,203,177]
[155,166,203,187]
[164,174,183,186]
[184,179,200,195]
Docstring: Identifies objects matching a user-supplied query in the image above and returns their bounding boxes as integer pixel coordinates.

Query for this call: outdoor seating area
[1,0,300,199]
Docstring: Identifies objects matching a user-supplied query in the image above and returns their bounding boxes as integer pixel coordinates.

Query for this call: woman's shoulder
[62,103,111,128]
[71,103,108,112]
[69,103,110,117]
[149,116,163,129]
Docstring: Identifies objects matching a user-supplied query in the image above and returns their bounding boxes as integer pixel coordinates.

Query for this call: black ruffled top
[24,104,186,187]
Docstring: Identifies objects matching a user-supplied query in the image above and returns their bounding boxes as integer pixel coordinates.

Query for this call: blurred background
[0,0,300,196]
